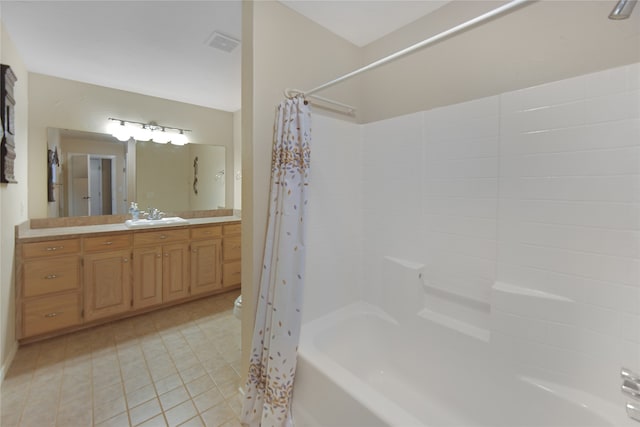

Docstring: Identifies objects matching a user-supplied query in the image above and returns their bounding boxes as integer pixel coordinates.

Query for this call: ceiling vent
[205,31,240,53]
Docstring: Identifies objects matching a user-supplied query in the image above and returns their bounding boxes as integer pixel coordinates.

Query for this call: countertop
[17,215,242,241]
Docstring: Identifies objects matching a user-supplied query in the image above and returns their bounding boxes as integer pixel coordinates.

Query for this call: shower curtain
[241,96,311,427]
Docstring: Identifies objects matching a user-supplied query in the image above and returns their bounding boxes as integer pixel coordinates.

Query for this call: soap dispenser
[129,202,139,220]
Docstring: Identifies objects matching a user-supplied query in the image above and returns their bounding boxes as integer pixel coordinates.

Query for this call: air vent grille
[205,31,240,53]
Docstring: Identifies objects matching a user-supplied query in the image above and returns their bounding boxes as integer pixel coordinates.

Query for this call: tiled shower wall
[495,64,640,399]
[305,63,640,402]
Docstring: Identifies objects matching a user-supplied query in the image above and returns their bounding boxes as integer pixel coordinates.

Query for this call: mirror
[49,128,225,217]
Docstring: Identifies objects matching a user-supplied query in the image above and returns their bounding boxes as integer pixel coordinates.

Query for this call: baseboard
[0,341,18,384]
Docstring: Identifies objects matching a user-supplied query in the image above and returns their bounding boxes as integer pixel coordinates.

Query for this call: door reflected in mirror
[68,154,116,216]
[49,128,226,217]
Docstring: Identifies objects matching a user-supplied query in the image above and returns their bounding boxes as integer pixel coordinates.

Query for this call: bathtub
[291,301,632,427]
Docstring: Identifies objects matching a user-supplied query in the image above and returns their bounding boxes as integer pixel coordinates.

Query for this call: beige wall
[28,74,236,218]
[0,21,29,380]
[240,0,362,377]
[135,141,190,213]
[360,0,640,122]
[233,110,241,210]
[188,144,226,211]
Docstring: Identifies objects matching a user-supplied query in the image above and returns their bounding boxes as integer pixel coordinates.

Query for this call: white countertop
[18,215,241,240]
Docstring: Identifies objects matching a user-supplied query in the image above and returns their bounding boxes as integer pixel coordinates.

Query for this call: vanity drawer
[223,223,241,235]
[23,293,81,338]
[191,226,222,240]
[223,236,241,261]
[23,257,80,297]
[223,261,241,287]
[22,238,80,259]
[134,229,189,246]
[84,234,131,252]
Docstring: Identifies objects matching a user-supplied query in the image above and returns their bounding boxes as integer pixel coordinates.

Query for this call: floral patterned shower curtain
[241,96,311,427]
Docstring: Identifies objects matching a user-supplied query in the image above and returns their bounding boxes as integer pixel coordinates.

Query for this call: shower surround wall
[305,63,640,405]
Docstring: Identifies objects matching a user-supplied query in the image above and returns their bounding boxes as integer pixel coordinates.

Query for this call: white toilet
[233,295,242,319]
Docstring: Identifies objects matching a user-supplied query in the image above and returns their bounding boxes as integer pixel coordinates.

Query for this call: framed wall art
[1,64,18,183]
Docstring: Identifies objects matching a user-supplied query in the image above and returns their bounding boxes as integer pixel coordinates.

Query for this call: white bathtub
[292,301,632,427]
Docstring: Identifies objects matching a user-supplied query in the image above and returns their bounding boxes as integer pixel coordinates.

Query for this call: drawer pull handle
[44,274,58,279]
[104,241,113,245]
[45,246,64,251]
[44,312,60,318]
[123,258,129,263]
[160,235,167,240]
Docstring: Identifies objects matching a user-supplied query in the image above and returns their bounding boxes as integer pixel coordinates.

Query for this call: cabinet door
[222,236,241,261]
[133,246,163,309]
[191,239,222,295]
[84,249,131,322]
[163,243,190,302]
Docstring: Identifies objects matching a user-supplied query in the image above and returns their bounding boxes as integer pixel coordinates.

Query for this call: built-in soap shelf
[491,281,573,302]
[417,308,490,342]
[418,275,490,342]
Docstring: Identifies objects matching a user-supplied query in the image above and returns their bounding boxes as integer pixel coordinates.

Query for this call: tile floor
[1,289,243,427]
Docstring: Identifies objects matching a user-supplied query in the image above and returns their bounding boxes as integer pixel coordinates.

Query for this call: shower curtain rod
[284,0,532,113]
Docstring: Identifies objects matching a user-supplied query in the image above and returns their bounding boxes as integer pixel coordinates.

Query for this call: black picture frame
[1,64,18,184]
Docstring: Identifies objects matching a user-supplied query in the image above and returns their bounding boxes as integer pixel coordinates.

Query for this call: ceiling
[0,1,448,112]
[280,1,449,47]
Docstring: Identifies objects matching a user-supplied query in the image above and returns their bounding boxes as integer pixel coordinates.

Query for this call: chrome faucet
[143,207,165,220]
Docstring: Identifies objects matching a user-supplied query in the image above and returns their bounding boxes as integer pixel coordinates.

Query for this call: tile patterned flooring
[1,290,243,427]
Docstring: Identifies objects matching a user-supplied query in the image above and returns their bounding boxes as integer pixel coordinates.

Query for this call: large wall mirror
[49,127,225,218]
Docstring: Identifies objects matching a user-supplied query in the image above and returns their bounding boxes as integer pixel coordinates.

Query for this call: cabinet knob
[192,249,197,253]
[123,258,129,263]
[44,274,58,279]
[165,253,169,257]
[159,235,167,240]
[44,312,60,318]
[156,254,162,258]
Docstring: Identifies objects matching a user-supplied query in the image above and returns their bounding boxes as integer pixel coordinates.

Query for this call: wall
[303,114,363,322]
[0,21,29,381]
[353,63,640,404]
[189,144,226,211]
[233,110,241,210]
[28,73,235,219]
[135,141,190,213]
[360,0,640,123]
[241,0,362,376]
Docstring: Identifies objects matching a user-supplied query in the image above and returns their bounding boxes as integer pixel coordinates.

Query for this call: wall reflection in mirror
[47,127,225,218]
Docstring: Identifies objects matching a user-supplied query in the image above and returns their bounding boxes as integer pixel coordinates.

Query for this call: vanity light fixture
[107,118,191,145]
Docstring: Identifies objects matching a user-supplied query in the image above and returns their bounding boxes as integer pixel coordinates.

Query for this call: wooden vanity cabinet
[17,219,240,342]
[222,223,241,287]
[190,225,223,295]
[133,229,190,307]
[19,238,82,338]
[83,234,132,322]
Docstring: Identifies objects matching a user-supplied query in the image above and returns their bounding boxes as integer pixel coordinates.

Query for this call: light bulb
[171,131,188,146]
[152,128,171,144]
[134,125,152,141]
[111,121,131,142]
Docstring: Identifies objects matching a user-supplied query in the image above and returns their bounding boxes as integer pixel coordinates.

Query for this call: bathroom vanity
[14,215,241,342]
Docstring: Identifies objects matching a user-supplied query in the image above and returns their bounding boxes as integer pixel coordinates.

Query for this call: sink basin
[125,217,190,229]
